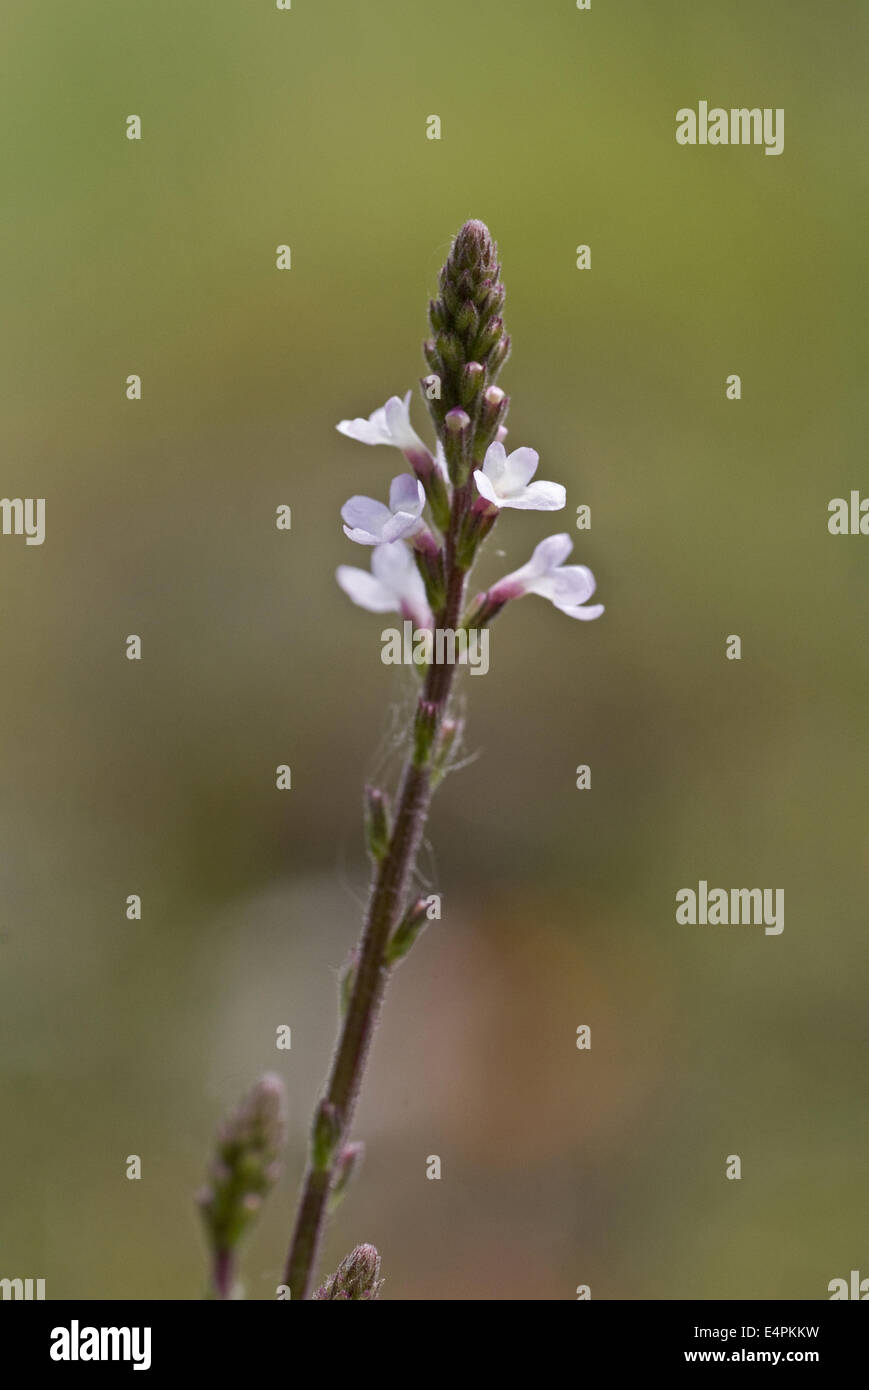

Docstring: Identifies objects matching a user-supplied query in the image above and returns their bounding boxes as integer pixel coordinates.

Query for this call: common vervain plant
[198,220,603,1301]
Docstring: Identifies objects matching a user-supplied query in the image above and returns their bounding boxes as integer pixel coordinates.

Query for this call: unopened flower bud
[459,360,486,407]
[312,1099,342,1171]
[445,406,471,434]
[364,786,390,862]
[411,531,446,612]
[443,406,472,484]
[385,897,431,966]
[423,339,442,375]
[425,220,508,419]
[338,949,358,1018]
[436,332,463,370]
[478,283,506,319]
[428,298,447,332]
[313,1243,384,1301]
[487,332,511,377]
[413,699,439,766]
[473,386,510,464]
[329,1141,365,1212]
[416,447,450,530]
[450,218,497,275]
[473,315,505,360]
[455,300,479,340]
[456,493,498,569]
[433,717,463,786]
[440,278,461,318]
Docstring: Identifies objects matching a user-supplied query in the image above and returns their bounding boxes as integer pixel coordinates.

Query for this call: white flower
[337,390,428,456]
[336,542,433,628]
[473,441,565,511]
[489,533,604,620]
[341,474,426,545]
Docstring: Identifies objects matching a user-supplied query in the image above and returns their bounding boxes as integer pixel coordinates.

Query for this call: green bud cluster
[198,1074,286,1261]
[424,220,511,481]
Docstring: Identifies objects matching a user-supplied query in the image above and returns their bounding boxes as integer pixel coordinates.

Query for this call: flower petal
[480,441,511,493]
[338,544,433,626]
[530,564,596,605]
[388,474,425,515]
[341,495,392,535]
[521,532,574,579]
[381,511,423,543]
[401,595,435,630]
[336,565,396,612]
[337,392,420,449]
[500,446,539,493]
[498,481,566,511]
[384,391,425,452]
[336,409,389,446]
[473,468,501,507]
[555,602,605,621]
[487,533,574,597]
[370,540,417,591]
[371,542,432,627]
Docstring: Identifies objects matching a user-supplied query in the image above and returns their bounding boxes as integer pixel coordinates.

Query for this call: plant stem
[213,1249,234,1300]
[283,487,471,1300]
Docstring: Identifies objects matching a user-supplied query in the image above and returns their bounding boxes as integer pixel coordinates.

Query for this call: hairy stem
[283,492,471,1300]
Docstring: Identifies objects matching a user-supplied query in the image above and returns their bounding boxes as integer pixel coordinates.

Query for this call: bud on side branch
[432,716,463,787]
[311,1099,342,1172]
[385,896,431,966]
[328,1142,365,1213]
[364,786,390,863]
[198,1074,286,1298]
[338,950,358,1018]
[413,699,439,767]
[313,1244,384,1301]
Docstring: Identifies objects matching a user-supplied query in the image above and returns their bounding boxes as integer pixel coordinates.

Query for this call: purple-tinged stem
[283,486,472,1301]
[213,1249,235,1300]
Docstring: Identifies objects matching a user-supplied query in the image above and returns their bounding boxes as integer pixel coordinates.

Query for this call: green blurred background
[1,0,866,1299]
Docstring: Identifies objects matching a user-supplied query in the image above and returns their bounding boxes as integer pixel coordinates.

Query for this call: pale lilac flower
[473,441,565,511]
[337,541,433,629]
[488,533,604,619]
[341,474,426,545]
[337,390,428,457]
